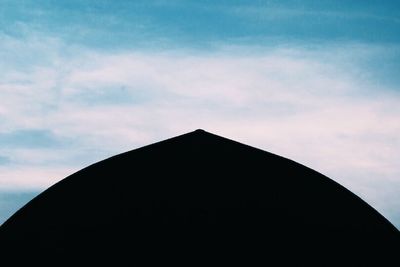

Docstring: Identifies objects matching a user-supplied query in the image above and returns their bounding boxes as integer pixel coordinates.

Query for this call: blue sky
[1,1,400,227]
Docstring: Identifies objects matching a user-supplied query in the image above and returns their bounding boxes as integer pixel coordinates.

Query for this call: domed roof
[0,130,398,265]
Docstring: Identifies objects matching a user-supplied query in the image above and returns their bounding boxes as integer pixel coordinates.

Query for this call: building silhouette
[0,130,398,265]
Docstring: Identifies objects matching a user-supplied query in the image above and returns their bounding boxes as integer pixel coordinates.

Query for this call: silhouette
[0,130,398,266]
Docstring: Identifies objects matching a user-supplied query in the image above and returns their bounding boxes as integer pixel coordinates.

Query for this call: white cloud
[0,166,74,190]
[0,35,399,226]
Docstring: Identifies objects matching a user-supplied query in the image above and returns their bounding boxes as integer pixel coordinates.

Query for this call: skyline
[1,1,400,227]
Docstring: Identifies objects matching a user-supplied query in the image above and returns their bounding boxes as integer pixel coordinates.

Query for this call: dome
[0,130,398,265]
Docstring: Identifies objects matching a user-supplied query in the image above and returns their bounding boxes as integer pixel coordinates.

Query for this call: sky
[0,0,399,228]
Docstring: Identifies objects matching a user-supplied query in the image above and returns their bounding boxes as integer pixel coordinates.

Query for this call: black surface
[0,130,399,266]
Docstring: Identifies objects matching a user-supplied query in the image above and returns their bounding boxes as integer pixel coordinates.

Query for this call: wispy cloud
[0,129,62,148]
[1,31,399,227]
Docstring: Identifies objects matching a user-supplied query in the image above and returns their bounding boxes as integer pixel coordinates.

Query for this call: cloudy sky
[0,0,399,227]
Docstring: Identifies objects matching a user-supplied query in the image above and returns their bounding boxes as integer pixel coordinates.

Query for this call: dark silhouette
[0,130,398,266]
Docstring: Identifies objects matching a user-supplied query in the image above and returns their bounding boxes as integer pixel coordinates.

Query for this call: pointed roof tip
[191,129,213,136]
[187,129,209,135]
